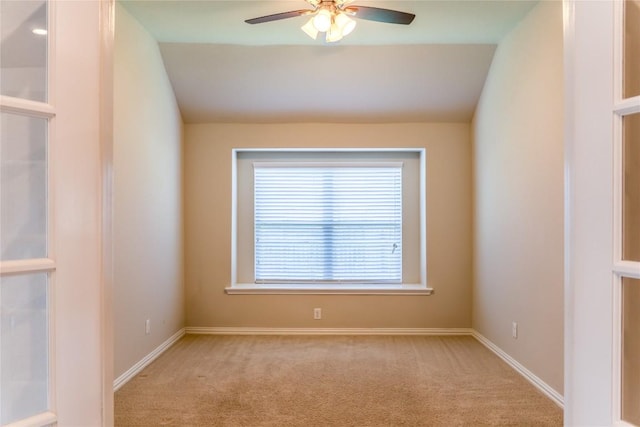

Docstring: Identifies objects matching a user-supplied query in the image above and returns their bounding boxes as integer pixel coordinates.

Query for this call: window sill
[225,284,434,295]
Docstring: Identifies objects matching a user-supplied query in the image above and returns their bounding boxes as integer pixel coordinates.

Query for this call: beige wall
[185,123,471,328]
[114,3,184,378]
[472,1,564,394]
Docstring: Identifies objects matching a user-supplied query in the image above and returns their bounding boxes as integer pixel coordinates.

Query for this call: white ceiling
[120,0,538,123]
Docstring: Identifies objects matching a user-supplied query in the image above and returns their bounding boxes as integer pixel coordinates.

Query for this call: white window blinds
[254,162,402,284]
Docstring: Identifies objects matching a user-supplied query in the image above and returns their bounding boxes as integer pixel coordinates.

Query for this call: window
[254,163,402,284]
[229,149,430,295]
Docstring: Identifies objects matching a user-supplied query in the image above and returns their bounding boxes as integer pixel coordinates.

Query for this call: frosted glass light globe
[313,9,332,32]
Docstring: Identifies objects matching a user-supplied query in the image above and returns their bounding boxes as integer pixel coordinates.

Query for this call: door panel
[624,0,640,98]
[623,112,640,262]
[0,273,49,425]
[0,0,48,102]
[616,1,640,425]
[622,277,640,425]
[0,112,48,261]
[1,0,110,425]
[0,1,54,425]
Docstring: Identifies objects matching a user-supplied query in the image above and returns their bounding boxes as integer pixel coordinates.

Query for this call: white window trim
[228,148,431,295]
[225,283,433,295]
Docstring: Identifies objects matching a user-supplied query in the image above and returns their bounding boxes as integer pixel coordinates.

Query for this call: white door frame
[564,0,640,425]
[13,0,633,425]
[99,0,115,425]
[54,0,113,425]
[97,0,634,424]
[98,0,630,424]
[563,0,614,424]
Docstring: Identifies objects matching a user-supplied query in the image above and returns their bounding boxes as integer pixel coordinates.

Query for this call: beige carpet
[115,335,562,426]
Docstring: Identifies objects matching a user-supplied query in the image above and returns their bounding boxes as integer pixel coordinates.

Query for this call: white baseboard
[471,330,564,408]
[113,328,185,392]
[184,327,473,336]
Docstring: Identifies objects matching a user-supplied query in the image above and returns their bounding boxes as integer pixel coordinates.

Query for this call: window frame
[227,148,431,295]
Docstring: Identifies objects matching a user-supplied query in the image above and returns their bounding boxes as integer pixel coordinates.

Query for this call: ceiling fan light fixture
[325,24,343,43]
[334,12,356,36]
[301,18,319,39]
[312,8,332,32]
[246,2,416,44]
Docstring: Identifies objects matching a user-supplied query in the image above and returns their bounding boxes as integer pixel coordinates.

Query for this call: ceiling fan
[245,0,416,43]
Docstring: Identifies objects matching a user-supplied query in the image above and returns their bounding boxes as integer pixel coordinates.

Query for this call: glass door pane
[0,0,48,102]
[624,0,640,98]
[623,113,640,261]
[0,273,49,425]
[0,112,48,260]
[623,277,640,425]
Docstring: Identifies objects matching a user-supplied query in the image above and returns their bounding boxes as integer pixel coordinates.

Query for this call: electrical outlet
[512,321,518,339]
[145,319,151,335]
[313,308,322,320]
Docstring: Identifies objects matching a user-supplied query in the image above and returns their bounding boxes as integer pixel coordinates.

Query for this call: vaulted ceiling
[120,0,538,123]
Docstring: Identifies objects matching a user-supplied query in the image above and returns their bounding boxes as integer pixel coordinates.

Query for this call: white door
[614,1,640,425]
[0,1,112,425]
[565,0,640,425]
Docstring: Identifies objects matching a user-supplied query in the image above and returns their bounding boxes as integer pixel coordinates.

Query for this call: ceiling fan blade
[345,6,415,25]
[245,10,311,25]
